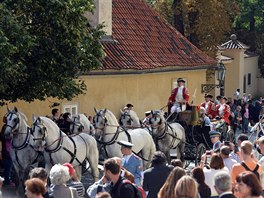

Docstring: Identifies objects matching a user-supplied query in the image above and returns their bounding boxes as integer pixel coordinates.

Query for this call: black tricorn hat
[205,94,213,98]
[177,78,185,83]
[126,104,134,108]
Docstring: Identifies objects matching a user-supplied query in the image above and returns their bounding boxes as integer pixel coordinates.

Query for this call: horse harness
[32,122,85,166]
[4,112,40,169]
[152,122,179,150]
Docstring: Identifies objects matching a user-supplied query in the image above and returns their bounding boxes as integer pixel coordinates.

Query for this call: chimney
[85,0,112,36]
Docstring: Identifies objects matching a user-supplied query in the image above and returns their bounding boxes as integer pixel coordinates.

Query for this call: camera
[224,141,230,146]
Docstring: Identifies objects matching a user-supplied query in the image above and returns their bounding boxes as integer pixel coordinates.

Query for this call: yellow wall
[0,69,207,121]
[244,56,259,96]
[222,49,245,97]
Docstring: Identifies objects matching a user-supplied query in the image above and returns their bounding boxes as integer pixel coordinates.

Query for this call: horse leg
[166,150,171,164]
[86,141,99,182]
[178,141,185,163]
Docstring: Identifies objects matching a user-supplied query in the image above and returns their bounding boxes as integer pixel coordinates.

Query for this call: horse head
[31,117,47,151]
[119,110,133,127]
[4,107,22,138]
[93,108,108,138]
[70,115,84,134]
[149,110,166,135]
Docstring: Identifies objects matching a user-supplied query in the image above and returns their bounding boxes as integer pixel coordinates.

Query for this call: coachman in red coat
[200,94,216,119]
[168,78,190,114]
[215,96,231,125]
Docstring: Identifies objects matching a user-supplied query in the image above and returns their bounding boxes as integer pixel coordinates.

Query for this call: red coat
[216,103,231,125]
[201,101,215,118]
[168,87,190,103]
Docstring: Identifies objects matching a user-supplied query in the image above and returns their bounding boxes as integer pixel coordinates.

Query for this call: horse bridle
[70,117,84,133]
[32,121,47,142]
[4,112,20,134]
[120,112,133,126]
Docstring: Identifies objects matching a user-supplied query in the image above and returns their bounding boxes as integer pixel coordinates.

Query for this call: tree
[0,0,105,104]
[148,0,239,57]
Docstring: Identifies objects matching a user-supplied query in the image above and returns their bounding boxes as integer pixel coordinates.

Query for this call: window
[248,73,251,85]
[62,104,78,115]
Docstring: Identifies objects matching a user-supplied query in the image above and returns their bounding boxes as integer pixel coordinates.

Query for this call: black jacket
[111,176,135,198]
[219,193,236,198]
[143,165,173,198]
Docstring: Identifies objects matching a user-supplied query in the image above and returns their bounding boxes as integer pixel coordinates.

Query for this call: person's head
[174,175,198,198]
[25,178,46,198]
[151,151,167,167]
[126,104,133,110]
[111,157,122,168]
[104,158,121,182]
[49,164,71,185]
[210,153,224,170]
[95,191,112,198]
[52,108,59,117]
[220,96,227,104]
[191,167,205,184]
[214,171,232,195]
[236,171,262,197]
[237,134,248,147]
[62,112,71,121]
[63,163,76,178]
[236,105,241,112]
[118,140,133,155]
[237,89,240,92]
[205,94,213,102]
[240,140,253,156]
[257,136,264,154]
[158,167,186,198]
[171,159,183,168]
[216,95,221,100]
[220,145,231,158]
[209,131,221,144]
[29,167,48,184]
[177,78,185,87]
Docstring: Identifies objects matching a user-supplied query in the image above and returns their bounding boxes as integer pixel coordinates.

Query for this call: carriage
[170,106,235,167]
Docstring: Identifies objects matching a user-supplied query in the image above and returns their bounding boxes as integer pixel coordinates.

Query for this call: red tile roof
[101,0,216,71]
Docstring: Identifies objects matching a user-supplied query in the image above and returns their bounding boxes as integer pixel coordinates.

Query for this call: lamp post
[201,62,226,95]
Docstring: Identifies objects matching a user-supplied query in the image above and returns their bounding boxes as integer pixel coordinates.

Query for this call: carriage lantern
[201,61,226,96]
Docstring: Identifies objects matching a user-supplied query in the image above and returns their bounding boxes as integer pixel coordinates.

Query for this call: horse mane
[17,111,28,122]
[104,109,119,126]
[39,116,60,131]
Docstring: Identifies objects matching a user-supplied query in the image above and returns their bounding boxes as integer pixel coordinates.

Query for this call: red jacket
[216,103,231,125]
[169,87,190,103]
[201,101,215,118]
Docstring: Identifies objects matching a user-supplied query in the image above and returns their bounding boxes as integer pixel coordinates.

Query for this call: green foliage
[0,0,105,103]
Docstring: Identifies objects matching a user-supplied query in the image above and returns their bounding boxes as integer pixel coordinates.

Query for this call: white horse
[3,107,42,194]
[149,110,185,162]
[93,108,156,169]
[31,116,99,181]
[70,114,95,135]
[119,110,141,128]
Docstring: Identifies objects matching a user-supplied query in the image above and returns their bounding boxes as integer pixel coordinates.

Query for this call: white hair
[49,164,70,185]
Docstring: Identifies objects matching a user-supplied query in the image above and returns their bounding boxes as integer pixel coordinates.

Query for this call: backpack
[241,162,260,180]
[118,179,146,198]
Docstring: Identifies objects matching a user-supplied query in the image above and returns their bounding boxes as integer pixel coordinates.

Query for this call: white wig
[49,164,71,185]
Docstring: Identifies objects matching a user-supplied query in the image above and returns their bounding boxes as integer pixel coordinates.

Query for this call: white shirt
[223,157,237,173]
[124,153,133,163]
[175,86,184,103]
[203,167,229,196]
[218,104,225,116]
[258,156,264,189]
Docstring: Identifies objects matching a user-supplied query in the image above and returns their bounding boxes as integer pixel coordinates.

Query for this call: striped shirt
[67,179,85,197]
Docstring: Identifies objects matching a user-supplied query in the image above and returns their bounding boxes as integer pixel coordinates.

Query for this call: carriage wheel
[195,143,206,166]
[183,144,196,169]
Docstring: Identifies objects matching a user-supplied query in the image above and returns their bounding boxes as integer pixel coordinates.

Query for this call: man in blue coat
[209,130,222,152]
[117,140,143,186]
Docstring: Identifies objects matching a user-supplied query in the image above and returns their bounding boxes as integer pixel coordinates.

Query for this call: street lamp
[201,62,226,95]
